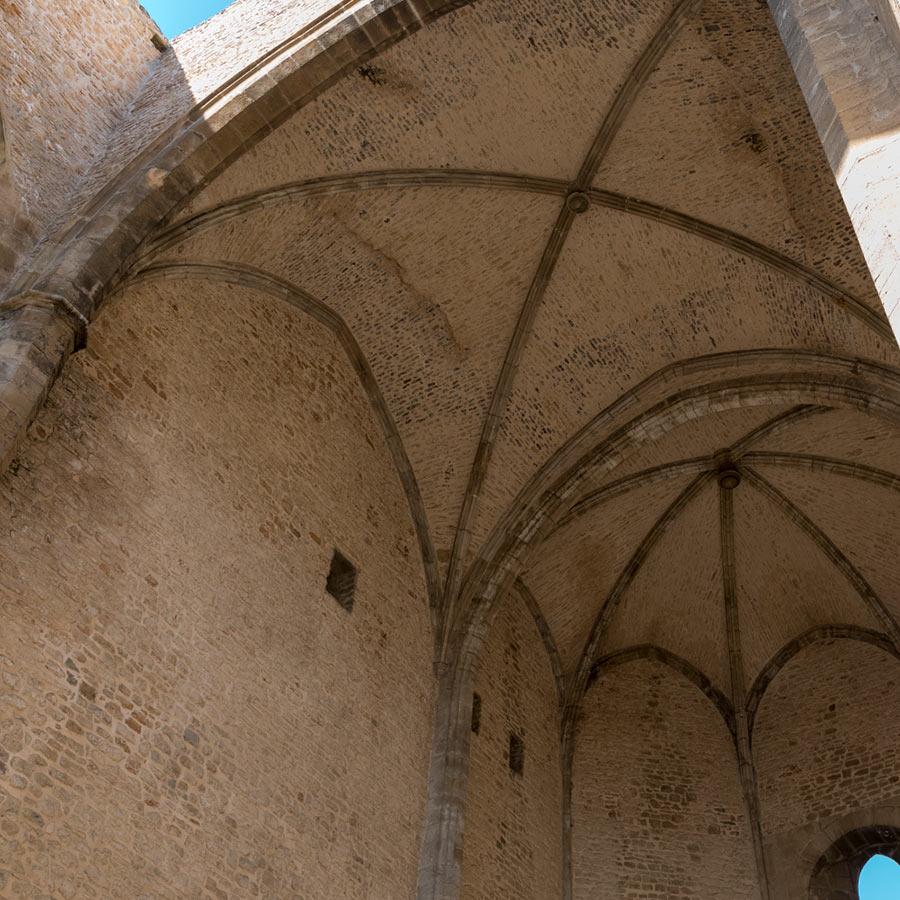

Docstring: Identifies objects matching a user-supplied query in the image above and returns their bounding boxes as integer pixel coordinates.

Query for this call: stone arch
[753,638,900,896]
[809,826,900,900]
[588,644,735,736]
[746,626,900,735]
[0,0,475,540]
[571,656,758,900]
[1,271,439,900]
[124,259,442,632]
[2,0,474,317]
[450,351,900,666]
[419,353,900,900]
[129,171,888,341]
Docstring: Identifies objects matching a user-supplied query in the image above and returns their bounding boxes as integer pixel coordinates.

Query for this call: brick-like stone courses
[178,0,675,217]
[752,406,900,477]
[753,466,900,628]
[569,403,791,496]
[157,0,898,597]
[733,482,882,692]
[13,0,348,276]
[0,279,435,898]
[597,481,731,695]
[754,640,900,835]
[0,0,159,287]
[522,474,700,679]
[572,659,759,900]
[472,208,896,575]
[153,188,557,585]
[461,592,562,900]
[595,0,881,310]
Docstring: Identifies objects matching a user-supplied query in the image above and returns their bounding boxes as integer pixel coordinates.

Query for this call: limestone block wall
[460,593,563,900]
[755,640,900,897]
[572,660,759,900]
[0,278,435,898]
[0,0,161,287]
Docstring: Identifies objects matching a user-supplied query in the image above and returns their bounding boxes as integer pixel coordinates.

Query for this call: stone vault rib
[558,457,714,526]
[742,467,900,650]
[4,0,480,314]
[426,351,900,900]
[515,578,565,708]
[745,624,900,735]
[589,644,735,735]
[441,0,709,648]
[565,471,713,724]
[559,404,815,707]
[133,170,569,265]
[587,190,893,342]
[126,259,443,638]
[455,351,900,644]
[553,408,893,900]
[556,405,824,533]
[719,476,772,900]
[126,172,887,341]
[740,451,900,490]
[558,470,712,900]
[575,0,705,184]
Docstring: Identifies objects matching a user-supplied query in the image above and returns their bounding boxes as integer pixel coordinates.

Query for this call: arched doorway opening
[858,854,900,899]
[809,826,900,899]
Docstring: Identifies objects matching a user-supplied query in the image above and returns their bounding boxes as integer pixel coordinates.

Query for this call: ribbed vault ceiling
[123,0,900,708]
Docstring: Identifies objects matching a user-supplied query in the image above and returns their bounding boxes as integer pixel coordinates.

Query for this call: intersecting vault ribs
[556,404,900,900]
[441,0,740,640]
[560,405,900,713]
[133,171,885,339]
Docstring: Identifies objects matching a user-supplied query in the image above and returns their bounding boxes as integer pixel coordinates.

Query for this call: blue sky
[859,854,900,899]
[142,0,234,36]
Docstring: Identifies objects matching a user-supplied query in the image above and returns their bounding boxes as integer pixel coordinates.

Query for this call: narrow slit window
[509,733,524,776]
[471,693,482,735]
[326,549,357,612]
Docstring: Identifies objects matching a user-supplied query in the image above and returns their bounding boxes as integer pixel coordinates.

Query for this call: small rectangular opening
[326,549,357,612]
[509,733,524,776]
[471,693,482,735]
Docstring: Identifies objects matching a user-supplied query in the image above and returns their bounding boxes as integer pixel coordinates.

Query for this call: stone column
[0,294,82,471]
[768,0,900,340]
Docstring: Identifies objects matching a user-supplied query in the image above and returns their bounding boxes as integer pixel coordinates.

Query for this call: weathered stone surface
[768,0,900,336]
[462,591,561,900]
[0,295,76,471]
[2,1,900,899]
[573,659,758,900]
[0,281,434,899]
[0,0,160,288]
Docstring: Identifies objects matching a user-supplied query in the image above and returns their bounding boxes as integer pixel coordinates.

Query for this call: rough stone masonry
[2,1,900,898]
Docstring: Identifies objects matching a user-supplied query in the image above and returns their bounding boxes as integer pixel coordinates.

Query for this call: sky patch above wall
[141,0,235,36]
